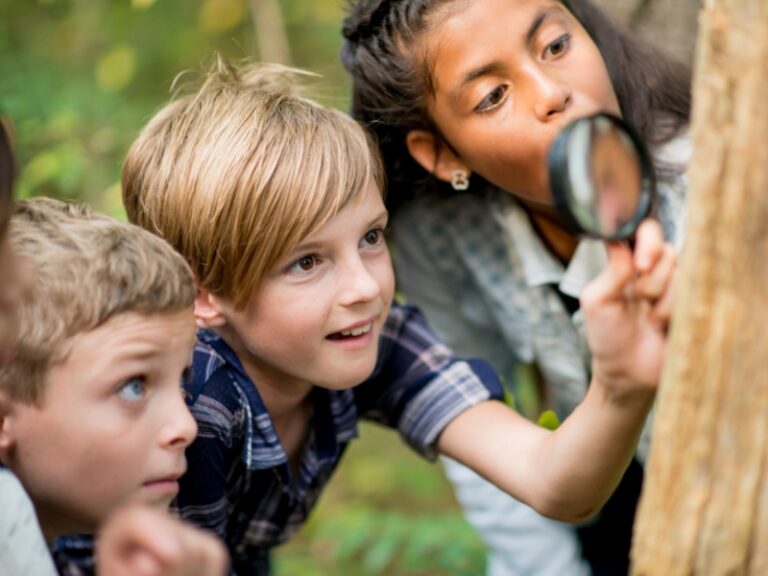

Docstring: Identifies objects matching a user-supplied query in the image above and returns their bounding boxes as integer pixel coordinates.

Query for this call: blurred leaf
[96,46,137,92]
[24,150,62,188]
[538,409,561,431]
[131,0,156,9]
[199,0,246,33]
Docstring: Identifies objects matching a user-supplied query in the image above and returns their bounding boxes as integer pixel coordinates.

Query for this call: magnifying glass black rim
[548,112,656,241]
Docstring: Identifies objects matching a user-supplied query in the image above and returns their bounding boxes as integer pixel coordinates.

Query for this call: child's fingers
[174,521,229,576]
[581,241,634,310]
[649,267,677,326]
[633,242,676,302]
[97,506,183,576]
[633,219,665,273]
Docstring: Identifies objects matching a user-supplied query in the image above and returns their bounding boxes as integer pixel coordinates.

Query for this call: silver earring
[451,170,470,191]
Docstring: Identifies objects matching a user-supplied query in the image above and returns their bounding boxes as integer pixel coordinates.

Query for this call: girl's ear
[194,287,227,329]
[406,129,471,184]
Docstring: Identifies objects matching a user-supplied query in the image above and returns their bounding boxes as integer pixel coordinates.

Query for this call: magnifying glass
[548,112,655,241]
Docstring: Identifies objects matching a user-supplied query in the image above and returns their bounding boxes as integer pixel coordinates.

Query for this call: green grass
[273,422,487,576]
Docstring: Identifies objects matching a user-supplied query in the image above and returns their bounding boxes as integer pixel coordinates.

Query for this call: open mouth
[326,322,373,341]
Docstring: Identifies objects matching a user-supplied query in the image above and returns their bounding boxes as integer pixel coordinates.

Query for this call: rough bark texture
[631,1,768,574]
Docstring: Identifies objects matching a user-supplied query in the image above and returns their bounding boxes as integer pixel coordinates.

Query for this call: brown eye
[364,229,383,245]
[287,255,317,273]
[544,34,571,58]
[296,256,315,271]
[475,85,508,112]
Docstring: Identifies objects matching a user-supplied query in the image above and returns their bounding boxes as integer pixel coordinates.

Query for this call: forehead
[423,0,568,90]
[306,178,385,240]
[52,311,196,379]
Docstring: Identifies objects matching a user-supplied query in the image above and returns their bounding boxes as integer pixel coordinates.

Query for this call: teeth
[341,323,372,337]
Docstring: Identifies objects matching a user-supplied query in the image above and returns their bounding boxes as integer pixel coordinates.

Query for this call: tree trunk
[248,0,291,64]
[631,1,768,574]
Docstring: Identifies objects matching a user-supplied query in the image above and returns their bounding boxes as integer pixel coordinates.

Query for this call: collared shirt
[392,134,689,462]
[51,304,502,576]
[51,536,94,576]
[175,303,501,574]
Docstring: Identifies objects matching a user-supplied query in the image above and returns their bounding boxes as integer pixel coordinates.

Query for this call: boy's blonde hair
[122,57,384,310]
[0,197,196,404]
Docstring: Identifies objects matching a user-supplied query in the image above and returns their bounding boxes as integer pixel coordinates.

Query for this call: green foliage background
[0,0,350,215]
[0,1,487,573]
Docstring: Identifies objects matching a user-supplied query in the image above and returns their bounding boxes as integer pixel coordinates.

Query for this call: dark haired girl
[342,1,691,573]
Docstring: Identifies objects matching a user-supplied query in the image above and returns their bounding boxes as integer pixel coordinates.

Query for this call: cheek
[581,52,620,114]
[374,253,395,302]
[473,136,552,194]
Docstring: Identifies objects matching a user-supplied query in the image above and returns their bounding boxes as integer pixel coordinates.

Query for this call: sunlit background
[0,0,350,217]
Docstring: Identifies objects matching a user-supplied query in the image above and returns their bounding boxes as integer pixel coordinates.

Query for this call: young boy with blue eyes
[0,119,58,576]
[0,194,227,576]
[121,58,676,574]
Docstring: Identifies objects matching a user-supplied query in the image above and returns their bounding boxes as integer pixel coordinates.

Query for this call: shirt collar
[491,194,607,298]
[195,329,358,472]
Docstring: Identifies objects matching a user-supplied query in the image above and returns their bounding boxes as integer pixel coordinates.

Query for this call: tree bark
[631,1,768,574]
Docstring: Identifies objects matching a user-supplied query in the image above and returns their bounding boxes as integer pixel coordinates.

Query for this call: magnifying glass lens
[549,113,655,240]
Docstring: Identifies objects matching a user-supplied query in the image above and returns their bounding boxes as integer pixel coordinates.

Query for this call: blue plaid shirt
[52,304,501,576]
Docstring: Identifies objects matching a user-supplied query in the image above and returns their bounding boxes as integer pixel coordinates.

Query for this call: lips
[144,466,186,488]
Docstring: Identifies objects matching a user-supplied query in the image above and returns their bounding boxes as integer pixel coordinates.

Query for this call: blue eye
[117,377,146,402]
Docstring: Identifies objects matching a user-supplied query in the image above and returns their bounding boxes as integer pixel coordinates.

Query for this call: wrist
[589,373,656,411]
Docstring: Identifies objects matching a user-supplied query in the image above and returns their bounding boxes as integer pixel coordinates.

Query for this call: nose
[528,67,571,121]
[337,254,381,307]
[160,392,198,451]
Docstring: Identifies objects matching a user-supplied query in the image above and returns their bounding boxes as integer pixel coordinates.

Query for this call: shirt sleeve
[174,366,241,541]
[0,469,58,576]
[355,304,504,460]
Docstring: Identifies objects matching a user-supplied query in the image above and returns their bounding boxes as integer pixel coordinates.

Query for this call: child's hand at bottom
[581,219,677,400]
[96,504,229,576]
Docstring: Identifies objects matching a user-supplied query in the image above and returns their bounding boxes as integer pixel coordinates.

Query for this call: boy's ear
[194,287,227,329]
[0,390,15,459]
[406,129,471,184]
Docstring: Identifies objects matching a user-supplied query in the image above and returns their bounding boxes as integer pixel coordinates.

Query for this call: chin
[324,365,378,391]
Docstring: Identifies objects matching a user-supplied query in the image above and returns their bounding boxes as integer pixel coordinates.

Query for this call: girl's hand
[581,219,677,400]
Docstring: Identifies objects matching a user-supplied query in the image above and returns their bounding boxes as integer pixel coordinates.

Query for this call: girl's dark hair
[341,0,692,213]
[0,120,16,235]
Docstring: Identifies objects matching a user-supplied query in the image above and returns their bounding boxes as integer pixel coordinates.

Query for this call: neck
[216,326,315,465]
[527,209,578,264]
[35,503,90,543]
[219,329,314,416]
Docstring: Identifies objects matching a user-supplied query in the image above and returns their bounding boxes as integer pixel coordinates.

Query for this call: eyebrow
[451,7,556,101]
[526,9,550,48]
[287,208,389,255]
